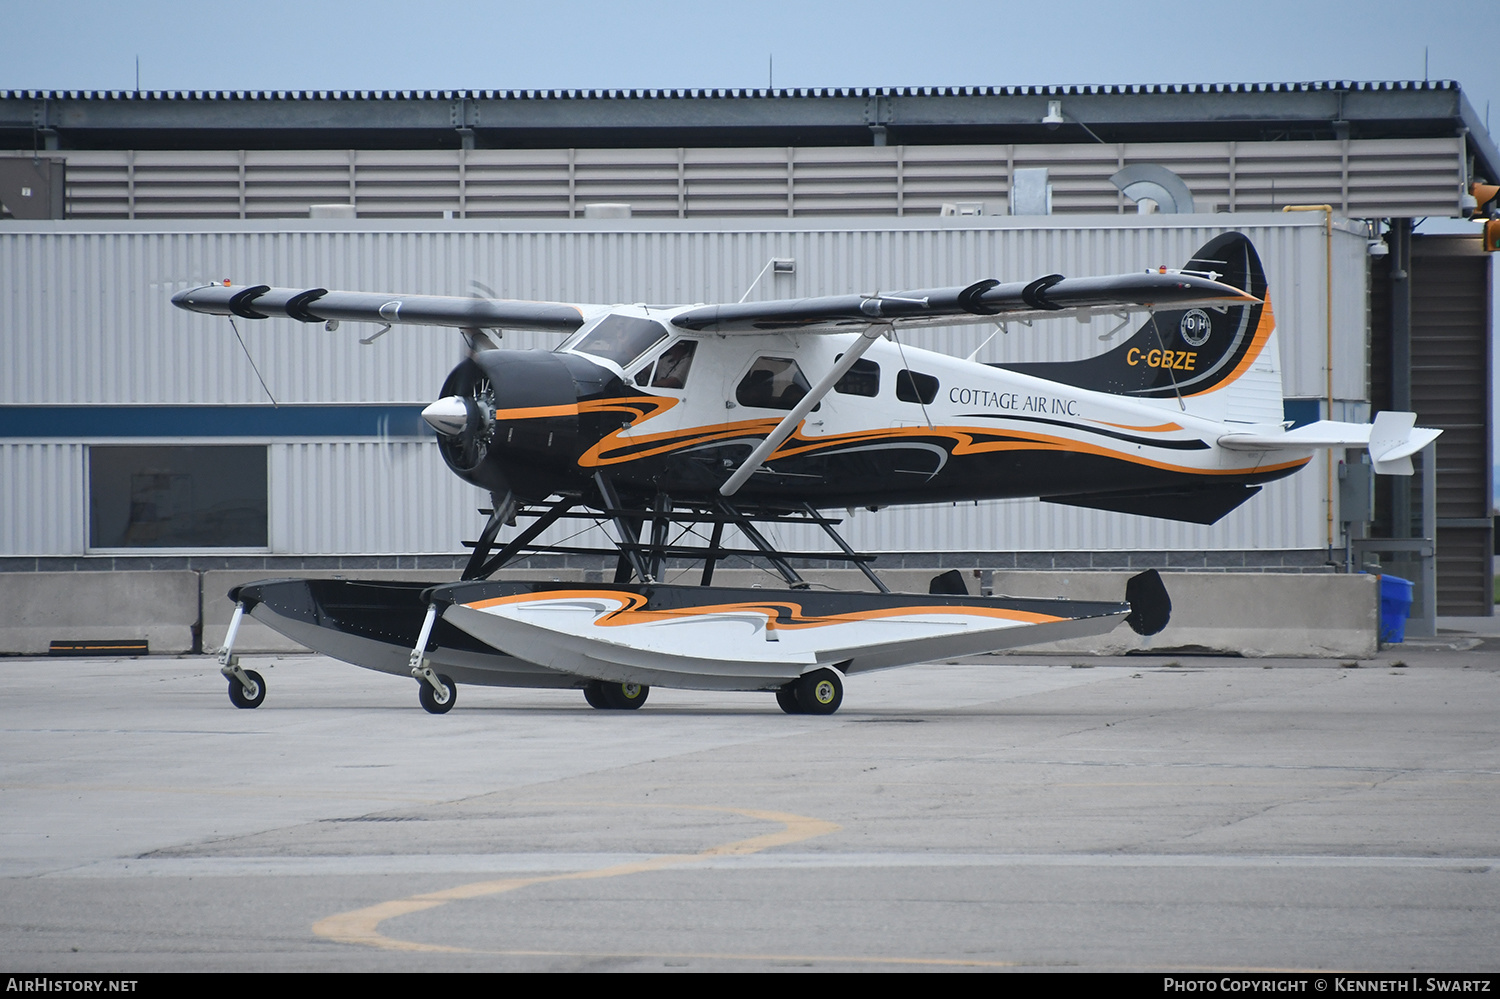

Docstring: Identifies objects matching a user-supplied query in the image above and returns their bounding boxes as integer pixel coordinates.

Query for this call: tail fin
[998,233,1282,422]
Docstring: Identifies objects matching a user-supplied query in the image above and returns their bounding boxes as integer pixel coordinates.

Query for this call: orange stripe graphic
[466,589,1069,628]
[1186,295,1275,397]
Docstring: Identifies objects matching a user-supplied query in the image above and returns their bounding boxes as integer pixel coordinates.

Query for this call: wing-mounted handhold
[284,288,329,323]
[957,279,1002,316]
[227,285,271,319]
[1020,274,1066,311]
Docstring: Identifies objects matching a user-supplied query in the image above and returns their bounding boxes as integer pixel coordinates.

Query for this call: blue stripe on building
[0,405,433,439]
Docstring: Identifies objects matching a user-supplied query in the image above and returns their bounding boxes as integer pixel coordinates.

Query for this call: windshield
[570,315,669,367]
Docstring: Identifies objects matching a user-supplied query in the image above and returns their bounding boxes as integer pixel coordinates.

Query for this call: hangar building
[1,82,1493,642]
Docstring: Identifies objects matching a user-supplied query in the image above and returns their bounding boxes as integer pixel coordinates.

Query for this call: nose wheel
[776,668,843,715]
[584,680,650,710]
[227,669,266,709]
[418,673,457,714]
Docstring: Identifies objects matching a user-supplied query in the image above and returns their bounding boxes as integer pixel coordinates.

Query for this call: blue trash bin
[1378,574,1414,644]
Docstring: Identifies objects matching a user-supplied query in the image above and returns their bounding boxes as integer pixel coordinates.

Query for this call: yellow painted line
[312,803,841,953]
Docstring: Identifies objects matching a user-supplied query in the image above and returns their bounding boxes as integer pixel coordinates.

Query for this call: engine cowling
[424,349,585,498]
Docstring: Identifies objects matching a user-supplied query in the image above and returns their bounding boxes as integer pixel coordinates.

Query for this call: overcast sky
[3,0,1497,121]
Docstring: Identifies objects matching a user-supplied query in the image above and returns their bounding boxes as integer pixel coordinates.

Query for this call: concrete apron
[2,567,1380,659]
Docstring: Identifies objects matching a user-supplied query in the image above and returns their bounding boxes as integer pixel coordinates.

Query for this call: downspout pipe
[1283,205,1337,552]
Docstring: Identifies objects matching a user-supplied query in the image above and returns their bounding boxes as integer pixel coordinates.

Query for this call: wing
[671,271,1259,334]
[170,284,594,334]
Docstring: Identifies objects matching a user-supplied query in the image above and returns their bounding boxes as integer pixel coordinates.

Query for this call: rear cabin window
[736,357,814,411]
[572,315,669,367]
[834,357,880,397]
[895,369,939,405]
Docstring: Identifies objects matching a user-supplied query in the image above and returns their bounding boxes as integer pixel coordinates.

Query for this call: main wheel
[603,681,649,710]
[775,686,802,714]
[418,674,457,714]
[227,669,266,709]
[793,669,843,715]
[583,680,609,709]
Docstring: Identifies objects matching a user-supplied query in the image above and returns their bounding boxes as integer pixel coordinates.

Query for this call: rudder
[998,232,1282,421]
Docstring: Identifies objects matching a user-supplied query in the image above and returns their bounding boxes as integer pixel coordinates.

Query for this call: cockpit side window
[571,315,670,367]
[736,356,814,411]
[650,340,697,389]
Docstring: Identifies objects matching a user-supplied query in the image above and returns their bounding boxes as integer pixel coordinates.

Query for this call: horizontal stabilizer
[1216,412,1441,476]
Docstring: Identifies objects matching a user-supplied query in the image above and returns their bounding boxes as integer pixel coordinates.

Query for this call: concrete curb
[3,566,1380,658]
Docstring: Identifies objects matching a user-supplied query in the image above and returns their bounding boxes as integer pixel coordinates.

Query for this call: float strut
[594,473,653,583]
[803,501,888,593]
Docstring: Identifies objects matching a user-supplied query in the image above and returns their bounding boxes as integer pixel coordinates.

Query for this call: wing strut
[720,326,885,497]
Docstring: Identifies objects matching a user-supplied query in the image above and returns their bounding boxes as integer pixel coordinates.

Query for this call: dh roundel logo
[1178,309,1212,347]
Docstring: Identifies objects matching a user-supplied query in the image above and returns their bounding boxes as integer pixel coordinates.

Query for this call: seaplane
[173,232,1439,715]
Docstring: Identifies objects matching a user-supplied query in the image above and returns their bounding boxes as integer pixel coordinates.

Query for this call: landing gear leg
[219,602,266,709]
[408,602,457,714]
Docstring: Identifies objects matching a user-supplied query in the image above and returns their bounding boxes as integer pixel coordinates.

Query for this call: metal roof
[0,80,1477,100]
[5,79,1497,191]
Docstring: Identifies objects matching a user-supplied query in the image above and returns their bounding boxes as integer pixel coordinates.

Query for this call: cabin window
[88,445,269,549]
[736,357,814,411]
[834,357,880,397]
[572,315,669,367]
[650,340,697,389]
[895,369,939,405]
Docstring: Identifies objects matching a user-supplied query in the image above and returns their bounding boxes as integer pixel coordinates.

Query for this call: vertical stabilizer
[998,232,1283,423]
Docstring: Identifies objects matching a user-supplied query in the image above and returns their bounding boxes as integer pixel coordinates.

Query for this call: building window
[88,445,268,549]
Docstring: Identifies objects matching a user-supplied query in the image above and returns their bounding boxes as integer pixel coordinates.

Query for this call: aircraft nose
[421,396,472,436]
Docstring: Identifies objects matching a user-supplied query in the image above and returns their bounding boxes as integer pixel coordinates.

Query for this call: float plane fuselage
[174,233,1438,715]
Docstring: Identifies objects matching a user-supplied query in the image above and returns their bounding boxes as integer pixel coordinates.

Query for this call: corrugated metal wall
[44,138,1463,222]
[0,215,1367,557]
[1370,235,1495,615]
[0,443,86,555]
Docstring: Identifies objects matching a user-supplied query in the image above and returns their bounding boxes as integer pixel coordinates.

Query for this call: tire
[418,673,457,714]
[227,669,266,709]
[583,680,609,709]
[604,682,649,710]
[775,686,802,714]
[793,669,842,715]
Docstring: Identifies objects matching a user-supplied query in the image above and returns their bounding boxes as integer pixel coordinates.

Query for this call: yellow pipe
[1282,205,1336,551]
